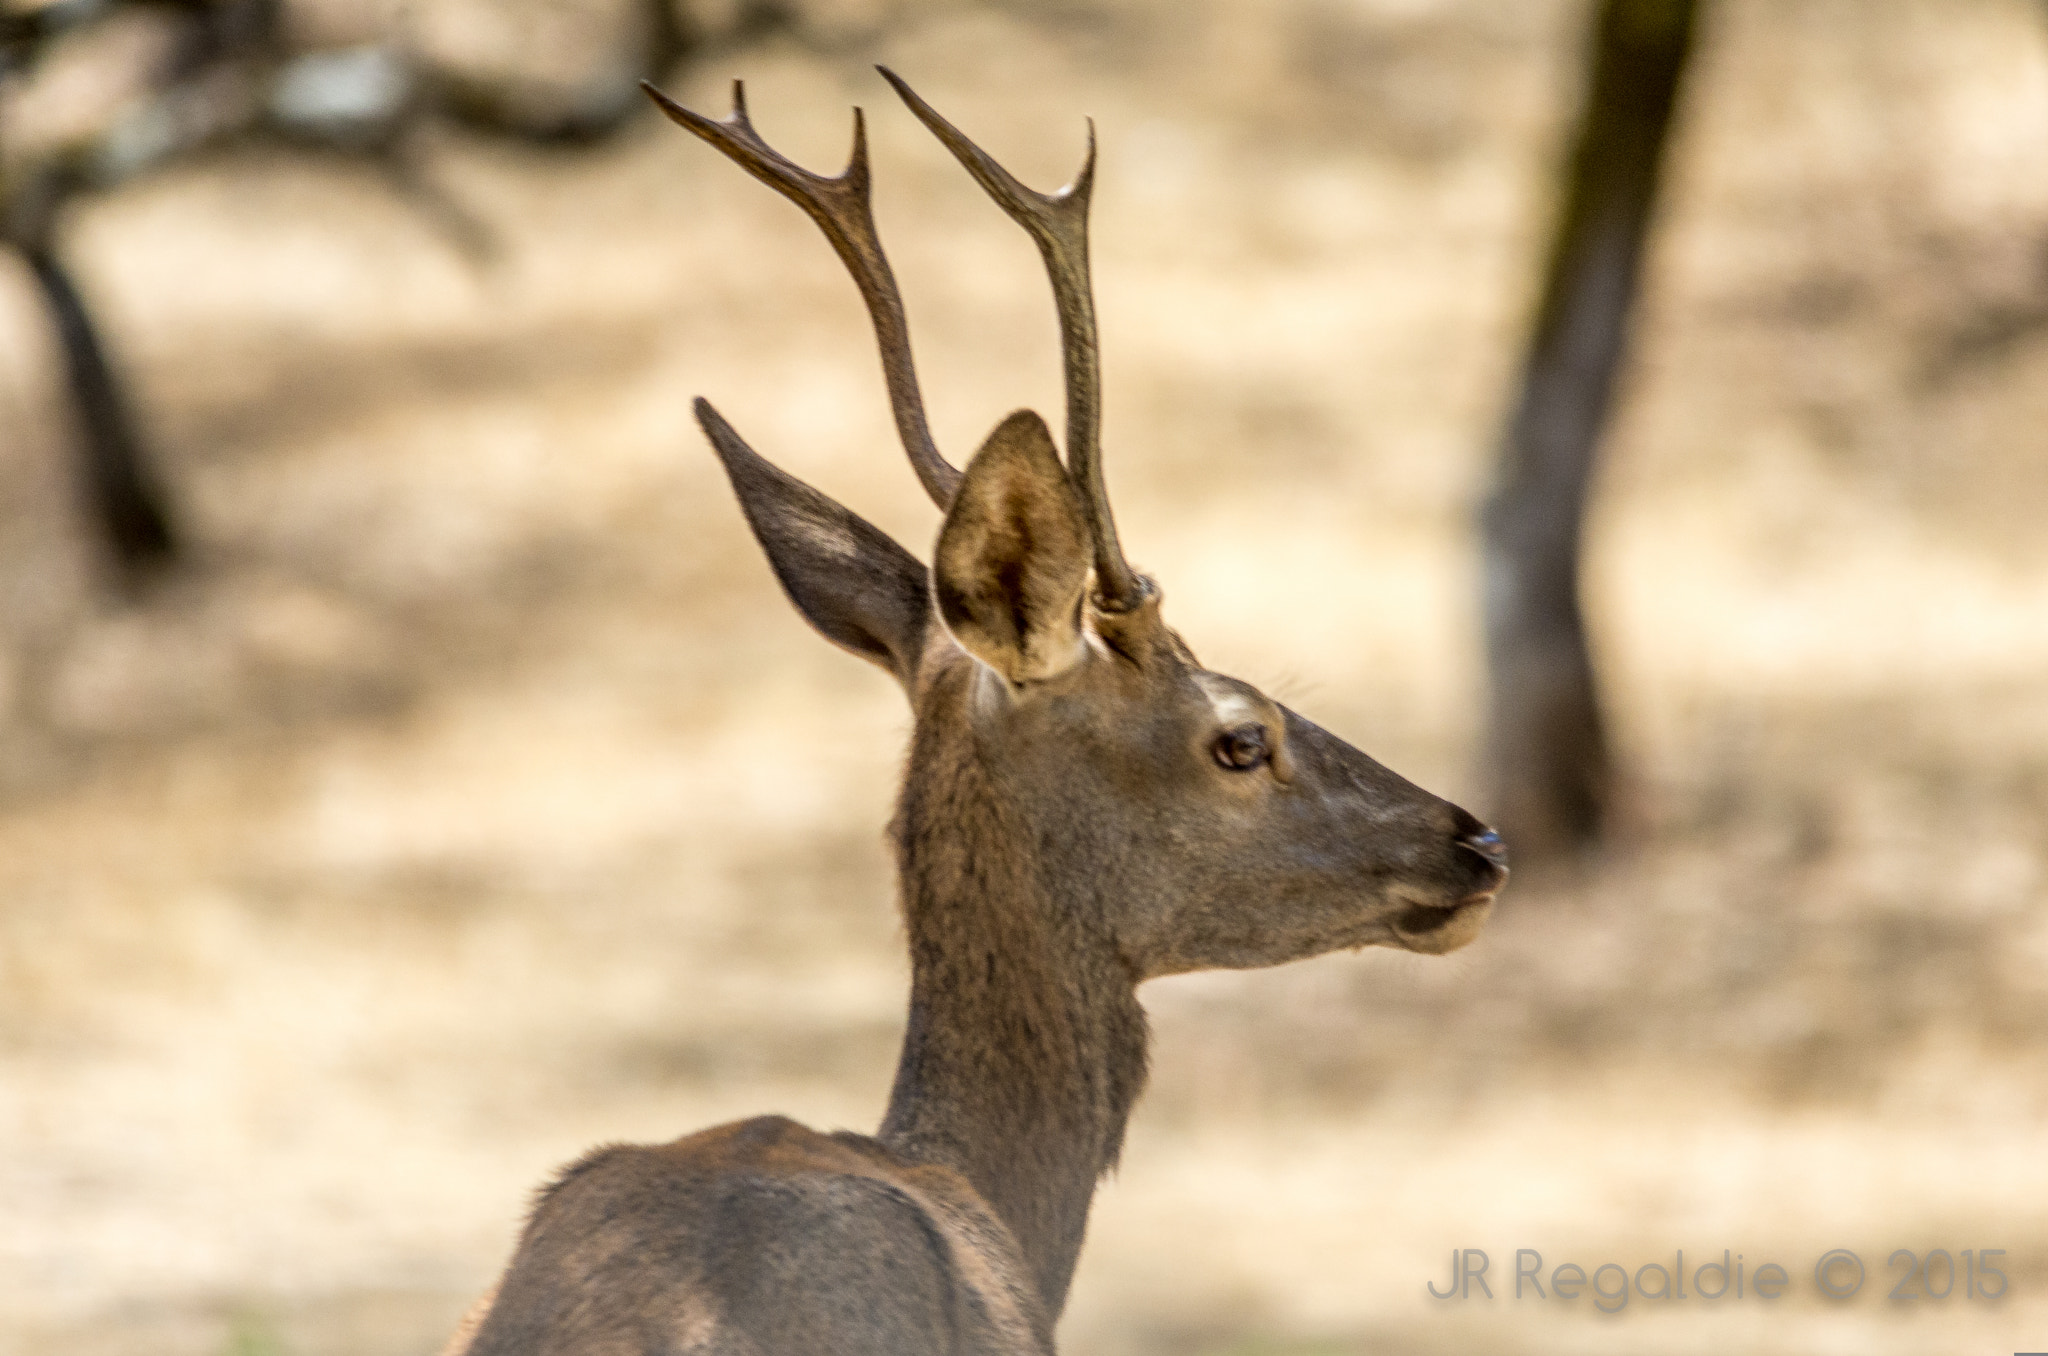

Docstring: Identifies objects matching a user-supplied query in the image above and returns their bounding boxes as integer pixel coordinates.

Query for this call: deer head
[654,73,1505,980]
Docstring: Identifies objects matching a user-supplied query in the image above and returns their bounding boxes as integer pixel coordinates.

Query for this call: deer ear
[697,399,929,687]
[932,410,1091,685]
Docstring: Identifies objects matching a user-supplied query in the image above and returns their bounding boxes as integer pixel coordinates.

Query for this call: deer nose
[1457,828,1509,872]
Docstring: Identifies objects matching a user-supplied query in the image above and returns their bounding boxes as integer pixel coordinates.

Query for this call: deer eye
[1212,724,1270,772]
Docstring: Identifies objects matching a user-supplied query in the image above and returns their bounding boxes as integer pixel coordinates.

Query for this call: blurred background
[2,0,2045,1352]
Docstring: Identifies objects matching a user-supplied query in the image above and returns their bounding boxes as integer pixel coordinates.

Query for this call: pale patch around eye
[1193,678,1264,730]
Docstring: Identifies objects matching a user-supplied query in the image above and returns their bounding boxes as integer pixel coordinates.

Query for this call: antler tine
[877,66,1147,610]
[643,79,962,508]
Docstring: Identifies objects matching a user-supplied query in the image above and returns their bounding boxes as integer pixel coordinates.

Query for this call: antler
[643,79,962,508]
[877,67,1145,610]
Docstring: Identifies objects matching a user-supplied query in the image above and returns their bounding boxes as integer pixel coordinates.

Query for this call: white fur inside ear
[793,517,863,562]
[931,409,1092,686]
[1016,612,1086,683]
[968,661,1013,716]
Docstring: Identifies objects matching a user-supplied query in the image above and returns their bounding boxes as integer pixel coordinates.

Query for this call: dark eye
[1213,724,1270,772]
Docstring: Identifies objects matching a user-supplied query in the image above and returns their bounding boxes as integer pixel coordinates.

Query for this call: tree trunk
[24,247,180,581]
[1479,0,1699,863]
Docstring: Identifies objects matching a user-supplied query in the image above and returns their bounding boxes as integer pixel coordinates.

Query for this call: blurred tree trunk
[1479,0,1699,863]
[23,247,180,581]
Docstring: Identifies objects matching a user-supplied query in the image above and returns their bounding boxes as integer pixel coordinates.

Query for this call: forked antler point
[874,66,1142,608]
[643,78,962,508]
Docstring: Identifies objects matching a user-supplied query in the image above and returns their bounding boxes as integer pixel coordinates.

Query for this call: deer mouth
[1391,889,1497,955]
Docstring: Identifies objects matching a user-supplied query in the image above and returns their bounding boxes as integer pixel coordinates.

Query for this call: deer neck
[876,704,1149,1321]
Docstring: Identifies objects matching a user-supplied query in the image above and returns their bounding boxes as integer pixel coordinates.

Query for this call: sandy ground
[2,0,2046,1352]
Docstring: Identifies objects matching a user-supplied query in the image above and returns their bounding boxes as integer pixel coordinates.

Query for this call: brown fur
[446,81,1506,1356]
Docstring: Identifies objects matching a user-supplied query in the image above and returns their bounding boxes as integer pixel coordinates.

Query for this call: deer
[441,68,1509,1356]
